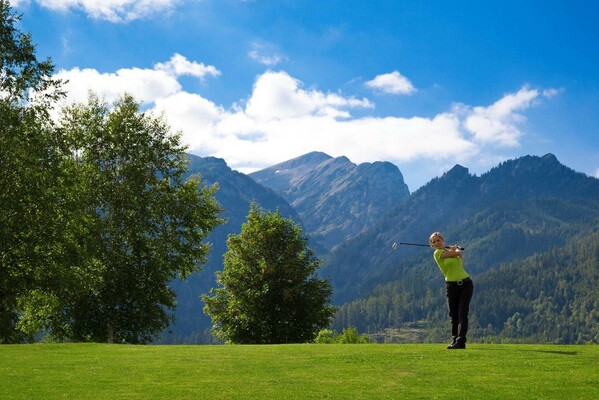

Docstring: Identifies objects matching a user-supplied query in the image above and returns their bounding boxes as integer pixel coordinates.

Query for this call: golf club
[392,242,465,250]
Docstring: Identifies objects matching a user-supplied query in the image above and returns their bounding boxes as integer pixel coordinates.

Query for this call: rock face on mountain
[250,152,410,250]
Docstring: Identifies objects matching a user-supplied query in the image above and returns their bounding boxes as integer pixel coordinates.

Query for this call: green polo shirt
[433,249,469,282]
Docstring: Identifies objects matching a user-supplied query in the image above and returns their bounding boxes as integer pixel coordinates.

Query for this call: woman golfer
[429,232,473,349]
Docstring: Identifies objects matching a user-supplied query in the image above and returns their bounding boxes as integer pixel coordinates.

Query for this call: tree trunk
[107,324,114,343]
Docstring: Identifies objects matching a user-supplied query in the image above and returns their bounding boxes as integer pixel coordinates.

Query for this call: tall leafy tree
[0,0,66,343]
[39,94,224,343]
[203,204,336,344]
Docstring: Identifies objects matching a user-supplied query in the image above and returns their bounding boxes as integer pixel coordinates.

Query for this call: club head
[391,242,398,250]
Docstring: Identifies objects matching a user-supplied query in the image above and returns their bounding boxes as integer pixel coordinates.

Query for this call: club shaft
[399,242,465,250]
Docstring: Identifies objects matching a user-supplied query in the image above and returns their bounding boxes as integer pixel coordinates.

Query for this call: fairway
[1,343,598,399]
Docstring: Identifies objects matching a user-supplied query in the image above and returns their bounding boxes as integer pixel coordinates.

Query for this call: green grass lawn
[1,343,598,399]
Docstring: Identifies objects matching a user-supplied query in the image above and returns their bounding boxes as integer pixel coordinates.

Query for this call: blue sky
[12,0,599,190]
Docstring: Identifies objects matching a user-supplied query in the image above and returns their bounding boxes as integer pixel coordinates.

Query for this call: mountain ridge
[321,153,599,303]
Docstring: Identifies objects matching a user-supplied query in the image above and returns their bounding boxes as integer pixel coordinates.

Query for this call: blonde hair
[429,232,444,244]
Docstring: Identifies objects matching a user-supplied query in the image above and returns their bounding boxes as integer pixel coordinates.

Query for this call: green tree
[314,327,370,344]
[314,328,337,344]
[0,1,62,102]
[0,0,66,343]
[27,94,223,344]
[338,327,370,344]
[203,204,336,344]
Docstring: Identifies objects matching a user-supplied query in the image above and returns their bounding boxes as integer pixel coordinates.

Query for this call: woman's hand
[442,245,462,258]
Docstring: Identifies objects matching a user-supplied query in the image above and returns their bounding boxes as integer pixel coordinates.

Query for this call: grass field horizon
[2,343,598,399]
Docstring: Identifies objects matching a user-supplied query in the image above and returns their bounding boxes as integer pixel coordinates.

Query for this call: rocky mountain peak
[250,152,410,250]
[443,164,470,179]
[541,153,558,162]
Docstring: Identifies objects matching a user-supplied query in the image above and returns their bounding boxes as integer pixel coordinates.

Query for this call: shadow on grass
[471,347,578,356]
[532,350,578,356]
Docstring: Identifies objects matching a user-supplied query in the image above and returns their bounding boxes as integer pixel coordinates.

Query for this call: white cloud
[16,0,183,22]
[53,58,553,188]
[461,87,540,147]
[248,42,287,67]
[55,54,218,105]
[9,0,29,7]
[543,88,563,98]
[365,71,416,95]
[154,92,224,152]
[155,53,221,80]
[248,51,284,67]
[595,168,599,179]
[156,70,475,170]
[55,66,181,104]
[245,71,372,121]
[247,42,288,67]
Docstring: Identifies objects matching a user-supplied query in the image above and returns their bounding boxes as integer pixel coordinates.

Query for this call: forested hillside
[321,154,599,304]
[334,230,599,344]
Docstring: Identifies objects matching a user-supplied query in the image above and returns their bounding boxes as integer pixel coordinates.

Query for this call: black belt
[445,277,472,287]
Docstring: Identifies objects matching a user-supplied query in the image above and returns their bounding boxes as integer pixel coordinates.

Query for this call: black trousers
[445,278,474,340]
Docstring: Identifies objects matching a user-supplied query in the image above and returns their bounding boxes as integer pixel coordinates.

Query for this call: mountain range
[323,153,599,303]
[160,152,599,344]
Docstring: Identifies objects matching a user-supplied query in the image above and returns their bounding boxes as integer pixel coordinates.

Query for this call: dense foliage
[0,0,66,343]
[36,95,222,343]
[1,2,222,343]
[203,204,336,343]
